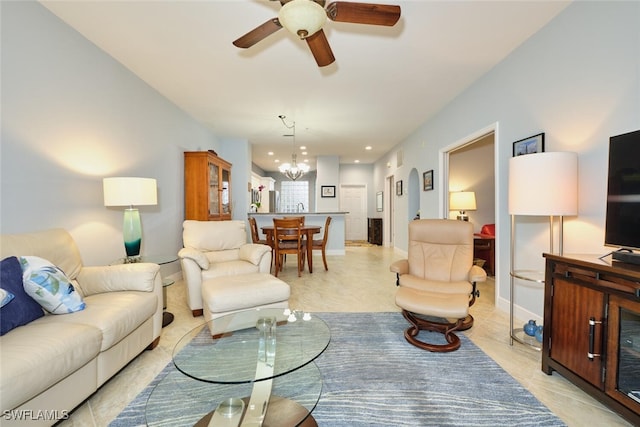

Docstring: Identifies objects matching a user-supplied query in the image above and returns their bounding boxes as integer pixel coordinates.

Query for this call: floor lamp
[103,177,157,259]
[508,151,578,346]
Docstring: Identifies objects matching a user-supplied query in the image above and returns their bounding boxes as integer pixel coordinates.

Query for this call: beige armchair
[179,220,272,316]
[390,219,486,352]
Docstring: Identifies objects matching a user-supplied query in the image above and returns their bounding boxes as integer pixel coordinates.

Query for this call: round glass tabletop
[172,308,331,384]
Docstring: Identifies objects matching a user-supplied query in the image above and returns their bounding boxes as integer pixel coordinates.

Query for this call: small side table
[111,255,178,327]
[473,234,495,276]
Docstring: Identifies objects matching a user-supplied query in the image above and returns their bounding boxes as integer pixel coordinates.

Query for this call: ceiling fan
[233,0,401,67]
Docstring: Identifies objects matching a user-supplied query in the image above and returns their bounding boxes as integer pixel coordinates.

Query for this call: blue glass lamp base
[123,208,142,257]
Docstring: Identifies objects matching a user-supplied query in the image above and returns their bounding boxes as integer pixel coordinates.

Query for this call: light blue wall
[0,2,220,270]
[374,1,640,317]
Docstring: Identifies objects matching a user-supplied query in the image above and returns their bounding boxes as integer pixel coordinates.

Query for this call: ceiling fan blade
[305,29,335,67]
[232,18,282,48]
[326,2,401,26]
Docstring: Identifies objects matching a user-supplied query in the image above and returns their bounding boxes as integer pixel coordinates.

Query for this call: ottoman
[201,273,290,335]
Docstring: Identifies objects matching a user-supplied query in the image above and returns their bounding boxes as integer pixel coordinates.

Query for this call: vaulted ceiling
[41,0,570,172]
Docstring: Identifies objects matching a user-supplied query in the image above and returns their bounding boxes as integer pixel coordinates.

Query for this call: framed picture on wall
[423,170,434,191]
[321,185,336,198]
[396,180,403,196]
[513,132,545,156]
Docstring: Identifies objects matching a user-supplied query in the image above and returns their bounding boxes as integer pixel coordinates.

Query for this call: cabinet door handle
[588,317,603,361]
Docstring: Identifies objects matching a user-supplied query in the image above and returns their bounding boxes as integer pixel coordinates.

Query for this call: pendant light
[278,115,309,180]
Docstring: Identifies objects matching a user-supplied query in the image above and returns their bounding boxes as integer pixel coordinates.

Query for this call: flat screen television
[604,129,640,264]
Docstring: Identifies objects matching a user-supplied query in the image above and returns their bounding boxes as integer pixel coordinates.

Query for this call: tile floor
[60,246,632,426]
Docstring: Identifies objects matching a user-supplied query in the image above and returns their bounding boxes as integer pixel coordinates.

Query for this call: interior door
[340,185,367,241]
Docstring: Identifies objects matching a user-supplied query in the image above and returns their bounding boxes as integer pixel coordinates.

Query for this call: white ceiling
[41,0,570,172]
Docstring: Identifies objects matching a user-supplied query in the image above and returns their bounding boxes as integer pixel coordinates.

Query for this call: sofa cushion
[0,229,83,281]
[183,220,247,251]
[201,260,261,281]
[202,273,290,313]
[41,291,157,351]
[0,256,44,336]
[0,320,102,410]
[20,256,86,314]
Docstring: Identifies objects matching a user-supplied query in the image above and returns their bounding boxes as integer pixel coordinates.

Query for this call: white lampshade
[509,152,577,216]
[449,191,477,211]
[103,177,157,207]
[278,0,327,39]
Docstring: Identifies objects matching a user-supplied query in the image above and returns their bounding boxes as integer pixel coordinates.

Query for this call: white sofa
[0,229,163,426]
[178,220,278,317]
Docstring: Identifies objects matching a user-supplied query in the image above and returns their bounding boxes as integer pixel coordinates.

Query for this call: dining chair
[310,216,332,271]
[249,216,274,269]
[273,217,305,277]
[278,216,305,267]
[248,217,268,245]
[282,216,305,226]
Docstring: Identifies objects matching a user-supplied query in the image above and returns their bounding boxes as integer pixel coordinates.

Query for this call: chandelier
[278,115,310,180]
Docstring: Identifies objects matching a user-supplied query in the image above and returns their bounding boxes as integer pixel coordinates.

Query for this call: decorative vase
[123,208,142,257]
[535,325,543,343]
[523,319,537,336]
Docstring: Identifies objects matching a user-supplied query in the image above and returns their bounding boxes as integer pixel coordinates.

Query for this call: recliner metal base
[401,310,468,352]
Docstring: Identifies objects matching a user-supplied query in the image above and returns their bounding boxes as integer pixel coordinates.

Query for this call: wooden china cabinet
[184,151,232,221]
[542,253,640,425]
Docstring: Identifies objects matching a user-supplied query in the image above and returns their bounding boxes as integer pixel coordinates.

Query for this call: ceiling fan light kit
[278,0,327,39]
[233,1,401,67]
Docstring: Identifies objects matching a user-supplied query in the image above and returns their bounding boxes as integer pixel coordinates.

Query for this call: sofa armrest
[239,243,271,266]
[389,259,409,275]
[76,263,161,297]
[178,247,209,269]
[469,264,488,283]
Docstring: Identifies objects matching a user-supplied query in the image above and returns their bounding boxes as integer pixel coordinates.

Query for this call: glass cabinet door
[221,168,230,214]
[606,294,640,410]
[209,162,219,216]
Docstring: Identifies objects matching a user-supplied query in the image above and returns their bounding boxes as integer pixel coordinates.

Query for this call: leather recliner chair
[390,219,487,352]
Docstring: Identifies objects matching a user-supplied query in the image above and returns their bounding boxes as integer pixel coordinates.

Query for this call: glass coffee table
[145,308,330,427]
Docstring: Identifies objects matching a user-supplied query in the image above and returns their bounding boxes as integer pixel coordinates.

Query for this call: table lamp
[103,177,157,258]
[449,191,477,221]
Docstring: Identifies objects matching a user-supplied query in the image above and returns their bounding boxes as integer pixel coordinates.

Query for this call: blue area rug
[111,312,564,426]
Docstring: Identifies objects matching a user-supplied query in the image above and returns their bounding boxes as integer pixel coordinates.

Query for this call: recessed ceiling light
[275,159,280,163]
[268,151,274,156]
[365,146,372,150]
[304,159,309,163]
[302,151,307,155]
[355,160,360,163]
[300,146,306,150]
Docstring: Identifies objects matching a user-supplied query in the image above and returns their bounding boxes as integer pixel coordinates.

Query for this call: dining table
[261,225,321,273]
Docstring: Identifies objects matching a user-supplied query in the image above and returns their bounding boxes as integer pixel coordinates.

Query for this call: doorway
[340,184,367,241]
[441,125,497,306]
[385,175,394,247]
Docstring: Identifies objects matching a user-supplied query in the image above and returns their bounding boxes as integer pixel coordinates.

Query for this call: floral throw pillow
[0,288,14,308]
[19,256,85,314]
